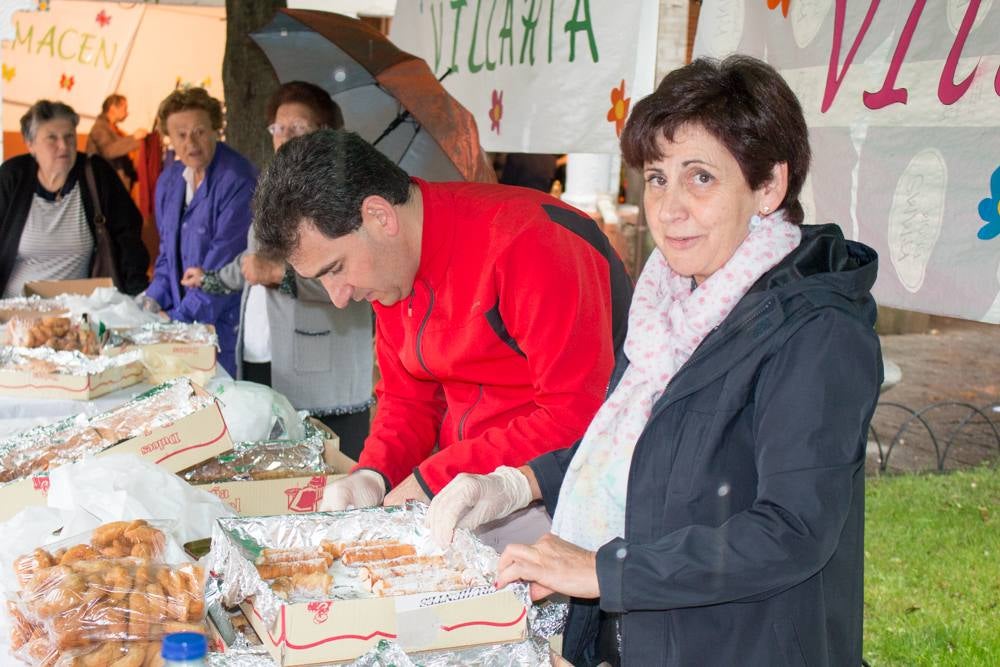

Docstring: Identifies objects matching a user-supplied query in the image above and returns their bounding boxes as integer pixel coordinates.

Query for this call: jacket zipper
[457,384,484,440]
[414,279,438,380]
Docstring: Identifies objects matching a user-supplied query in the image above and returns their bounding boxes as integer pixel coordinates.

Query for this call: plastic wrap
[0,378,213,486]
[210,504,529,629]
[184,419,327,484]
[5,316,100,356]
[0,296,64,316]
[6,520,205,666]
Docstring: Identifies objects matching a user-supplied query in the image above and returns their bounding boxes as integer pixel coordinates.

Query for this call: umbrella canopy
[251,9,494,183]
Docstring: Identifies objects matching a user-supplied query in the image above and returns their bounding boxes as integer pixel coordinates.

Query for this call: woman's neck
[191,168,206,190]
[37,167,69,195]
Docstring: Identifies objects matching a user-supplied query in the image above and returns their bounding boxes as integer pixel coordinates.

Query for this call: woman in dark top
[0,100,148,297]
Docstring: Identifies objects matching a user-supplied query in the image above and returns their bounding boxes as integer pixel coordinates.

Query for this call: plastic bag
[206,380,304,443]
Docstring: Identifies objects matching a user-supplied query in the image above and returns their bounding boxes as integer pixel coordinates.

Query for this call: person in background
[0,100,148,298]
[143,88,256,376]
[428,56,882,666]
[497,153,560,192]
[86,94,147,193]
[181,82,373,459]
[251,129,632,533]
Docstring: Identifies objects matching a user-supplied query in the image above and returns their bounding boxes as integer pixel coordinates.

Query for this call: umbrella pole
[372,68,455,148]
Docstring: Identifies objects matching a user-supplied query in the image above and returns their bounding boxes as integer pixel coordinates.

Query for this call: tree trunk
[223,0,286,170]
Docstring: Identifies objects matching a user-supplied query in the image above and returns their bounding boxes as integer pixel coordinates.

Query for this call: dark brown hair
[156,87,224,132]
[101,94,126,114]
[621,55,811,224]
[265,81,344,130]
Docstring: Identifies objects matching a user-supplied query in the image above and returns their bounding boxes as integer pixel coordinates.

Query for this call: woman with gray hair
[0,100,149,297]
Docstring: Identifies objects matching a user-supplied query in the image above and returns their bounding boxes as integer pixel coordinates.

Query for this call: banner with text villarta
[390,0,659,154]
[694,0,1000,324]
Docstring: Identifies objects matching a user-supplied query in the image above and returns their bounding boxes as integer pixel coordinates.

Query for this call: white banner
[390,0,659,153]
[2,0,225,136]
[694,0,1000,324]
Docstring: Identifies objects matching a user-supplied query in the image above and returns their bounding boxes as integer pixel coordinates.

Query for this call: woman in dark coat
[0,100,148,297]
[428,56,882,666]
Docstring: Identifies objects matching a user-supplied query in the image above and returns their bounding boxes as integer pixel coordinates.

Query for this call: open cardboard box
[216,506,529,665]
[0,353,145,400]
[241,585,528,665]
[190,419,355,516]
[0,381,234,520]
[137,332,217,384]
[22,278,114,298]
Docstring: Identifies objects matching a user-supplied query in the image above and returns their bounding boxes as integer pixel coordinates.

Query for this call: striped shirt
[2,184,94,298]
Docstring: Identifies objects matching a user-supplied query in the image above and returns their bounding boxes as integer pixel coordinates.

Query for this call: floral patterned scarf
[551,212,802,550]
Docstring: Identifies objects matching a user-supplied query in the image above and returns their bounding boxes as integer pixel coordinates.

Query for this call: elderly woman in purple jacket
[144,88,257,375]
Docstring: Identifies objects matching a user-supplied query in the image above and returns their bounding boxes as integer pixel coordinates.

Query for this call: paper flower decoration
[977,166,1000,241]
[606,79,631,137]
[489,89,503,134]
[59,74,74,91]
[1,64,14,83]
[767,0,790,17]
[96,10,111,27]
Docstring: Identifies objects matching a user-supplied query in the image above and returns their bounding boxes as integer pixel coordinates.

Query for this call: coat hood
[750,223,878,315]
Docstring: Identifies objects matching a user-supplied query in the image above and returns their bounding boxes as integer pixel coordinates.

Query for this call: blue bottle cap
[161,632,207,660]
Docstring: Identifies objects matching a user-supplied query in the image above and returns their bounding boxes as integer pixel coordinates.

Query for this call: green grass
[864,466,1000,666]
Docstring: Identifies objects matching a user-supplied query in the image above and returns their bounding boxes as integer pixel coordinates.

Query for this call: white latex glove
[426,466,533,547]
[318,469,386,512]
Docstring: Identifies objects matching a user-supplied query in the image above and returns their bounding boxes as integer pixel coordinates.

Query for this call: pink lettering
[822,0,881,113]
[938,0,982,105]
[862,0,924,109]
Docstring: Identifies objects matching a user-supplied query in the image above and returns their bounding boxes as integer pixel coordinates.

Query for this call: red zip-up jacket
[356,179,632,495]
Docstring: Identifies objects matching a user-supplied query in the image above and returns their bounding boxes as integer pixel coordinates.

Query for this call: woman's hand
[496,533,599,601]
[181,267,205,288]
[241,253,285,286]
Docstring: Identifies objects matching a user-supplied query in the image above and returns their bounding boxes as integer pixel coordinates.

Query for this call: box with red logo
[212,509,529,665]
[185,419,355,516]
[0,378,233,520]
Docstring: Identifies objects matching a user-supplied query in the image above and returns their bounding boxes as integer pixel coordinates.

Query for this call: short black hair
[20,100,79,142]
[621,55,811,224]
[253,129,411,260]
[265,81,344,130]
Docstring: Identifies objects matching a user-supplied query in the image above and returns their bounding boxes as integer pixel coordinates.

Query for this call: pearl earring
[749,214,763,232]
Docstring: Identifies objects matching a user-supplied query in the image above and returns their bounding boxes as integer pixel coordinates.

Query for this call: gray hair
[20,100,80,143]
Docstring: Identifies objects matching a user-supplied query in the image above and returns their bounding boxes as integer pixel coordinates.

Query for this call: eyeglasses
[267,123,317,138]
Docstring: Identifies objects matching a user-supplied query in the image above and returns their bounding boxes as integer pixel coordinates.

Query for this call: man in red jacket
[253,130,631,511]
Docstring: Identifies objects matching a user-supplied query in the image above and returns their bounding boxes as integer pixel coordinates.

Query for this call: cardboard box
[193,421,355,516]
[127,324,218,385]
[23,278,113,298]
[241,584,528,665]
[0,382,234,520]
[0,354,146,400]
